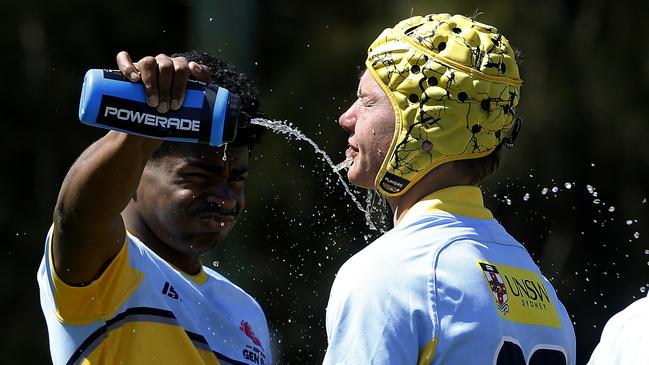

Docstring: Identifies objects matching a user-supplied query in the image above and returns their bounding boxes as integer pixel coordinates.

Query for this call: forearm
[54,131,161,233]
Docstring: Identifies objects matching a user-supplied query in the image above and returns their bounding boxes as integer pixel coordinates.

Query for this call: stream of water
[250,118,380,231]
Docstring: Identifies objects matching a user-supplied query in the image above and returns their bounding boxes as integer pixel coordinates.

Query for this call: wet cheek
[177,189,196,199]
[165,189,196,211]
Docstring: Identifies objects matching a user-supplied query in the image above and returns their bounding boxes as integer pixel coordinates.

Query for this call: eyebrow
[229,167,249,176]
[356,66,365,79]
[185,161,224,174]
[185,161,249,175]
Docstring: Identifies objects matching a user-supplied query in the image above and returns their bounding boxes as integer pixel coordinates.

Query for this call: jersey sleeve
[587,296,649,365]
[37,226,144,325]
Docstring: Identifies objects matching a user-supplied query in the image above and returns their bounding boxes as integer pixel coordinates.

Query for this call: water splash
[364,190,389,235]
[334,156,353,172]
[251,118,378,230]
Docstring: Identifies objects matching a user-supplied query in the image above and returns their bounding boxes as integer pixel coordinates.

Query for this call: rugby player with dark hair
[38,51,271,365]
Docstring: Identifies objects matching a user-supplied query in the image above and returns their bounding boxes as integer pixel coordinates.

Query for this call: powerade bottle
[78,69,250,146]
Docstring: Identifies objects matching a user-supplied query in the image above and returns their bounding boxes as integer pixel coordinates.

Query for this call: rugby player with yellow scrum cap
[324,14,576,364]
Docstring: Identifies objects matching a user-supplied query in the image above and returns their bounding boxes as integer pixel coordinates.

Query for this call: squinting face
[339,70,396,189]
[135,143,249,255]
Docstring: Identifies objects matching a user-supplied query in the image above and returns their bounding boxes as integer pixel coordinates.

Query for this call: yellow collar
[126,229,209,285]
[176,266,209,285]
[401,186,493,223]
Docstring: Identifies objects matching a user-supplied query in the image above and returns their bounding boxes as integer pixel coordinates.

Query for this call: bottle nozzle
[238,112,251,128]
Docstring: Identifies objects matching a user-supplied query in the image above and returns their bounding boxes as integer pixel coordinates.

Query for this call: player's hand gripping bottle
[78,69,250,146]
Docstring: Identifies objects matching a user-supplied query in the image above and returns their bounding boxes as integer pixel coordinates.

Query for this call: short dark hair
[452,144,503,185]
[150,51,264,160]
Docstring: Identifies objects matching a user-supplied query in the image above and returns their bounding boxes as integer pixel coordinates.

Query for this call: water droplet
[209,17,213,22]
[523,193,530,201]
[634,232,640,239]
[608,206,615,212]
[627,220,634,225]
[551,186,559,193]
[586,185,594,194]
[564,182,572,189]
[593,199,600,204]
[641,286,646,293]
[213,261,220,267]
[541,188,548,195]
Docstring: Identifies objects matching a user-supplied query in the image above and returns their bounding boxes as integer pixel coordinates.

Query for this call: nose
[338,103,357,133]
[205,184,237,212]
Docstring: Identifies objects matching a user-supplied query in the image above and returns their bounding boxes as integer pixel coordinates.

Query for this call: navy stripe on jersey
[66,307,248,365]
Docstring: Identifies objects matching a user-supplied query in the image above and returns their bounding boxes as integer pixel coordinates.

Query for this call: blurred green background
[2,0,649,363]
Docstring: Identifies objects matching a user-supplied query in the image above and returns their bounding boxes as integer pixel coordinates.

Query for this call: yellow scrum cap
[366,13,522,196]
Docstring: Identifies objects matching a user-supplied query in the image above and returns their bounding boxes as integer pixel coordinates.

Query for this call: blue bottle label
[96,95,212,142]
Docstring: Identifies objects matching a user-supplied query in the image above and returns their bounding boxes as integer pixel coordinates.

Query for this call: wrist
[105,131,164,154]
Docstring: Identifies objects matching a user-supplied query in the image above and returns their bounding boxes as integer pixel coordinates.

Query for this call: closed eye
[229,175,247,182]
[186,172,209,178]
[361,97,375,107]
[180,171,211,183]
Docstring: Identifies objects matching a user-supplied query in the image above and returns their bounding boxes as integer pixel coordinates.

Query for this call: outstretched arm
[52,52,209,286]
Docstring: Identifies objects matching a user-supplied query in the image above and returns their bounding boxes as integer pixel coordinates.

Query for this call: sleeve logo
[161,281,179,300]
[240,320,264,350]
[476,260,562,328]
[240,320,266,365]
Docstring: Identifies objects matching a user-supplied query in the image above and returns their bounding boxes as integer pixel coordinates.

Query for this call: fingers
[189,62,211,83]
[116,51,140,82]
[115,51,210,113]
[135,56,160,109]
[170,57,190,111]
[154,54,174,113]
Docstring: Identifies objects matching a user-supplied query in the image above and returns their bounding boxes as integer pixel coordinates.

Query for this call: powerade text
[103,106,200,131]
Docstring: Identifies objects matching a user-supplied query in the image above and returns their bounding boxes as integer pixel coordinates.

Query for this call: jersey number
[496,339,567,365]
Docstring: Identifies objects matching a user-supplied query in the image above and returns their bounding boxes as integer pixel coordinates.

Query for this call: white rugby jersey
[324,186,575,365]
[38,228,271,365]
[588,295,649,365]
